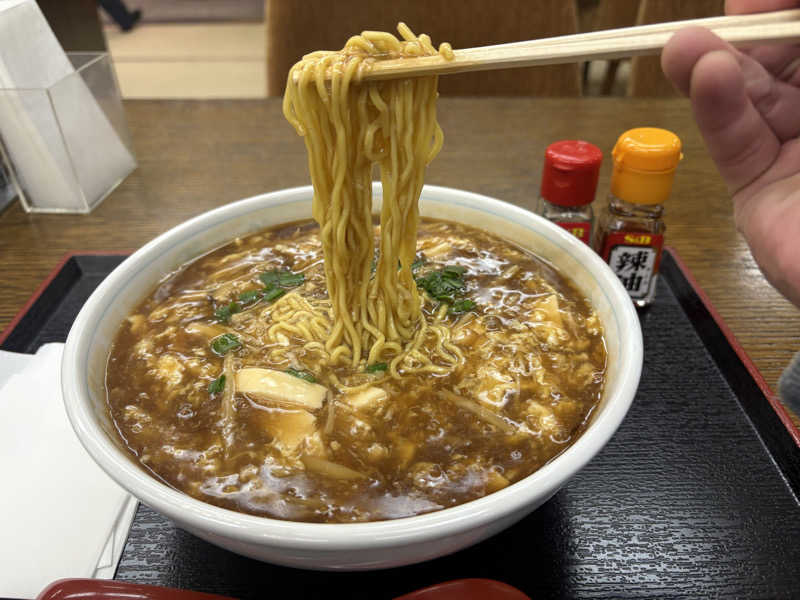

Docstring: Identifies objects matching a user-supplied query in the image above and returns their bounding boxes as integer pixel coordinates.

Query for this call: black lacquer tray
[2,249,799,600]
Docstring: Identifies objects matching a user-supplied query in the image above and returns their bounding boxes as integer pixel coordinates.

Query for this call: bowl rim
[62,184,642,550]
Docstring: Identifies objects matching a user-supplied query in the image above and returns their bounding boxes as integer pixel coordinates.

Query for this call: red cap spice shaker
[537,140,603,244]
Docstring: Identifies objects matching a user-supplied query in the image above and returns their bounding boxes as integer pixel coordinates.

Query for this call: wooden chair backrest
[266,0,582,96]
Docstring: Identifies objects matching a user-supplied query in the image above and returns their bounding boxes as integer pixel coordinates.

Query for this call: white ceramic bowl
[62,184,642,570]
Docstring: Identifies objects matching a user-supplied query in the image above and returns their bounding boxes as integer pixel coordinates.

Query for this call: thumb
[688,48,781,195]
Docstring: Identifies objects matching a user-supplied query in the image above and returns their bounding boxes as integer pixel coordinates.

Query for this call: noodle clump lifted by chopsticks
[282,24,458,379]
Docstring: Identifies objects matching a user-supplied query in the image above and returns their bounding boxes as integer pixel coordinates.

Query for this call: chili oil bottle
[595,127,682,307]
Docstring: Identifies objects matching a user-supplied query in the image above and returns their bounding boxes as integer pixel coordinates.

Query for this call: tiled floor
[104,23,266,99]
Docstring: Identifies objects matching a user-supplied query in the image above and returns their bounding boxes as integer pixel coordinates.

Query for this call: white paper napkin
[0,348,34,386]
[0,343,137,598]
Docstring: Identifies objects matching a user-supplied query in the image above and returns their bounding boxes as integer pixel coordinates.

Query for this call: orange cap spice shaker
[537,140,603,245]
[595,127,682,307]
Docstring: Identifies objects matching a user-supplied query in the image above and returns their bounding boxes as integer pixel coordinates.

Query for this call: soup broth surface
[106,218,606,522]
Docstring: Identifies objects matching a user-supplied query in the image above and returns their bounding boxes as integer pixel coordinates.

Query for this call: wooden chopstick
[352,9,800,82]
[492,8,800,51]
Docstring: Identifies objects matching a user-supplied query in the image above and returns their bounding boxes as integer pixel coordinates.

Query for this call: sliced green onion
[211,333,241,356]
[238,289,261,304]
[259,271,279,287]
[285,368,316,383]
[214,302,241,324]
[278,271,305,287]
[263,286,286,302]
[366,362,388,373]
[449,299,476,315]
[208,374,226,395]
[442,265,466,278]
[414,264,477,314]
[415,269,466,303]
[260,269,305,288]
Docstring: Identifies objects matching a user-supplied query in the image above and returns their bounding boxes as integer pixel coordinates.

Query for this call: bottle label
[555,221,591,244]
[601,232,664,300]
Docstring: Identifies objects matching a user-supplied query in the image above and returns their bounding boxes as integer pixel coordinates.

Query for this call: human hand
[661,0,800,306]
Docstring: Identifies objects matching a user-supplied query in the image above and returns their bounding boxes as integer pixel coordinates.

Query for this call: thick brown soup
[106,218,606,522]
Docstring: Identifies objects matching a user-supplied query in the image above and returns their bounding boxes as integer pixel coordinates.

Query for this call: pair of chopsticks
[357,9,800,81]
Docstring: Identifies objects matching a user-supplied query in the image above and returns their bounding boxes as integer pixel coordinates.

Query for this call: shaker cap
[540,140,603,207]
[611,128,682,205]
[612,127,682,172]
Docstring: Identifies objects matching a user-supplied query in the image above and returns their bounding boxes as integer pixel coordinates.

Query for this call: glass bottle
[595,127,682,307]
[537,140,603,245]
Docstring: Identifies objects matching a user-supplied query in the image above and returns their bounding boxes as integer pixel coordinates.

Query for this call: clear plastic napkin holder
[0,52,136,213]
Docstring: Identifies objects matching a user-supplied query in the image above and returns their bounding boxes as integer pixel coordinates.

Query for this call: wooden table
[1,98,798,427]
